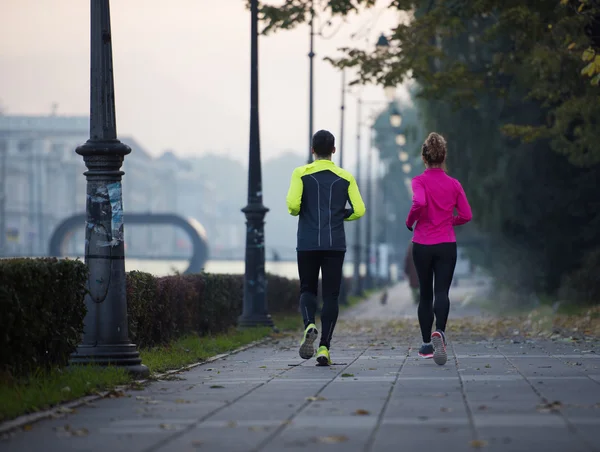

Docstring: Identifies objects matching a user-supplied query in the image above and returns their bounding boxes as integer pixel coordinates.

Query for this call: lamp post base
[69,344,149,378]
[238,314,275,329]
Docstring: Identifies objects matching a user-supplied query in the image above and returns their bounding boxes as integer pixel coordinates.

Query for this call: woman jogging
[405,132,472,365]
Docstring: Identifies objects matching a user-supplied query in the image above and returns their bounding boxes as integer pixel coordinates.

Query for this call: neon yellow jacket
[286,159,365,251]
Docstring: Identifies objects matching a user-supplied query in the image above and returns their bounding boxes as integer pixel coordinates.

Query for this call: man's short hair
[312,130,335,157]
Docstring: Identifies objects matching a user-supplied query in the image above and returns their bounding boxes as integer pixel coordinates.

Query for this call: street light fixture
[399,150,409,162]
[69,0,148,377]
[238,0,273,328]
[376,33,390,53]
[402,163,412,174]
[396,134,406,147]
[390,106,402,128]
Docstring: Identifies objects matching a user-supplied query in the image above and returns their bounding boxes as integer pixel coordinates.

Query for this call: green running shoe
[315,345,331,366]
[299,323,319,359]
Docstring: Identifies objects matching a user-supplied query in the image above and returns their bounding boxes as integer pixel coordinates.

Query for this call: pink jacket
[405,168,472,245]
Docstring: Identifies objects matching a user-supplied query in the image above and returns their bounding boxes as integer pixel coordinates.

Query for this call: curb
[0,337,273,435]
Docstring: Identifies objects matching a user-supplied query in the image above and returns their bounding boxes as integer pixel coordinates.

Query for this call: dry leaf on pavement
[316,435,348,444]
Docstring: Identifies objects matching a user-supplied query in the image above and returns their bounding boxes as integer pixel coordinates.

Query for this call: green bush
[559,248,600,304]
[1,258,362,378]
[0,258,88,378]
[126,272,302,349]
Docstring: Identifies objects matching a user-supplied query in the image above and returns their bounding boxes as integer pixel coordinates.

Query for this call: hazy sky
[0,0,408,165]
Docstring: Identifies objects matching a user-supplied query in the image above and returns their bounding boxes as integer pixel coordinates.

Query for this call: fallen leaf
[71,428,89,437]
[259,366,266,368]
[159,423,177,430]
[22,425,33,431]
[306,396,326,401]
[316,435,348,444]
[354,409,370,416]
[341,373,354,378]
[537,401,562,413]
[105,389,126,398]
[440,407,452,412]
[191,440,203,446]
[470,439,487,448]
[54,425,89,437]
[210,385,225,389]
[175,399,191,404]
[55,407,76,415]
[478,405,487,411]
[136,396,152,401]
[227,421,237,428]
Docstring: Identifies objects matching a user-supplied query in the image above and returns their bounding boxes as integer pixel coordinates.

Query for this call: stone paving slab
[1,282,599,452]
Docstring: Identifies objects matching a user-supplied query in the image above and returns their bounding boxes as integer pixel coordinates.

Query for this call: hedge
[126,272,301,348]
[3,258,363,378]
[1,257,368,379]
[0,258,88,379]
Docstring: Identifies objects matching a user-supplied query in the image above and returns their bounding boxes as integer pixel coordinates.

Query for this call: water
[125,259,381,279]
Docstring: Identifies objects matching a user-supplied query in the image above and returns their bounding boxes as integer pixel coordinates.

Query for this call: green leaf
[582,48,595,62]
[591,74,600,86]
[581,61,595,77]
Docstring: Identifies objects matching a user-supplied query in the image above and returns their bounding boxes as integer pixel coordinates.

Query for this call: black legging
[297,250,345,349]
[412,242,457,343]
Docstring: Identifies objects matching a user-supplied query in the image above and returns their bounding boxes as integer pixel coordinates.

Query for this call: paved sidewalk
[1,284,599,452]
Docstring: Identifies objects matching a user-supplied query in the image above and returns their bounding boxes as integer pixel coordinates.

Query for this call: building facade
[0,114,226,259]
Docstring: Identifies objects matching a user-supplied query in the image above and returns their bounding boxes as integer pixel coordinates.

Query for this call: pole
[338,70,347,304]
[307,3,315,164]
[69,0,148,377]
[28,146,35,256]
[0,140,6,256]
[339,70,345,168]
[238,0,273,328]
[36,149,44,254]
[365,125,373,290]
[352,97,364,296]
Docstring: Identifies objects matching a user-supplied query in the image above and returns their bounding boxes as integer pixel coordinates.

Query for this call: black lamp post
[352,96,364,297]
[238,0,273,328]
[307,3,315,164]
[69,0,148,377]
[339,69,346,168]
[364,124,374,290]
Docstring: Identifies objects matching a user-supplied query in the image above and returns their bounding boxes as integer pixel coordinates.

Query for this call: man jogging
[286,130,365,366]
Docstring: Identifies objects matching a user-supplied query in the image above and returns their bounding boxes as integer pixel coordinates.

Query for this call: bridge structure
[48,213,209,274]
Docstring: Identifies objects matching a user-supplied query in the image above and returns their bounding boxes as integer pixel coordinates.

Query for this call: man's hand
[406,223,413,232]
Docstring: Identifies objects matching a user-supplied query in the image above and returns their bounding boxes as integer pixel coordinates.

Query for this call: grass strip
[0,313,300,423]
[0,366,130,423]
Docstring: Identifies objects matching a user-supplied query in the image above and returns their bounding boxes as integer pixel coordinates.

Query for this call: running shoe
[299,323,319,359]
[432,330,448,365]
[315,345,331,366]
[418,343,434,359]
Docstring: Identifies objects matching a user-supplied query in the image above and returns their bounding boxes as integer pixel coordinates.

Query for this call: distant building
[0,113,247,260]
[0,115,185,258]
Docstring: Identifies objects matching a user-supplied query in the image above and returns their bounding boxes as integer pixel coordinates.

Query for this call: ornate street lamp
[238,0,273,328]
[69,0,148,377]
